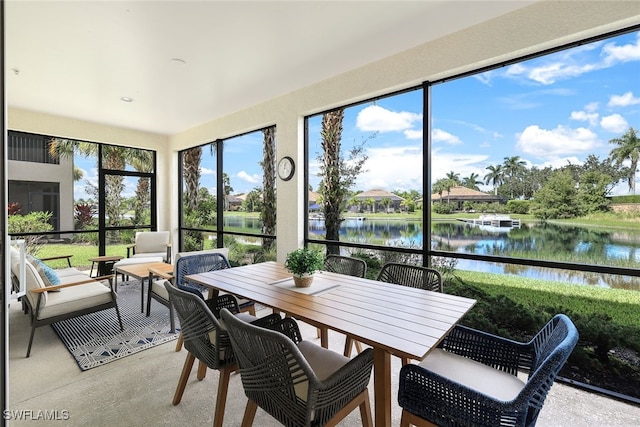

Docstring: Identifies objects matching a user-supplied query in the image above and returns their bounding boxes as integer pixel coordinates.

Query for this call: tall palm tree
[484,164,504,195]
[261,126,276,251]
[503,156,527,179]
[445,171,461,185]
[182,146,202,213]
[321,109,345,255]
[462,172,482,190]
[609,127,640,195]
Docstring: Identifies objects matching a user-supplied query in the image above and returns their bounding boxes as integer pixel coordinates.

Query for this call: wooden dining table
[186,261,476,427]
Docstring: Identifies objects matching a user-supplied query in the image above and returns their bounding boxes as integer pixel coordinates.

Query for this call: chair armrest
[441,325,534,373]
[30,274,115,293]
[126,244,135,258]
[39,254,73,268]
[260,317,304,344]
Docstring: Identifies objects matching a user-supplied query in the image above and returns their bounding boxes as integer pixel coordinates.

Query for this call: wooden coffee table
[114,261,173,312]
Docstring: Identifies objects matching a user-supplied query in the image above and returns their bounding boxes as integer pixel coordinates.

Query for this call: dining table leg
[373,347,392,427]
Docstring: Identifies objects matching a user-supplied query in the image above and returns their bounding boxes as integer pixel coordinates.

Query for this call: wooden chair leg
[241,399,258,427]
[213,366,233,427]
[173,352,195,405]
[401,356,410,365]
[175,332,183,351]
[344,336,365,357]
[326,389,371,427]
[197,360,208,380]
[359,390,373,427]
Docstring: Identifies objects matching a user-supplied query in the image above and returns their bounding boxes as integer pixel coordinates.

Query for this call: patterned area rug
[52,280,180,371]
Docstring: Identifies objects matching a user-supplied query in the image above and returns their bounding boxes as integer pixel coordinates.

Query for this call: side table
[89,255,124,278]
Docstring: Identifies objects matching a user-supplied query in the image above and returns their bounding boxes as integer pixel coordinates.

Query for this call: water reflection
[230,216,640,289]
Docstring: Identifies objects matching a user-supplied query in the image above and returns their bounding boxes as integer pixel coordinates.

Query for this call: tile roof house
[431,186,503,211]
[353,189,405,213]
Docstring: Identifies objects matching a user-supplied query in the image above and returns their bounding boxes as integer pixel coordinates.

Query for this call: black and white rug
[52,280,180,371]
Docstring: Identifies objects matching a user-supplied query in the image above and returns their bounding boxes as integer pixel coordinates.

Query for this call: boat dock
[458,214,520,228]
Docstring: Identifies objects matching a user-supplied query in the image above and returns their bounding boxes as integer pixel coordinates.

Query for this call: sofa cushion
[37,280,114,320]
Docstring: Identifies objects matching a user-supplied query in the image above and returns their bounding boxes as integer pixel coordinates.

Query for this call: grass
[455,270,640,328]
[37,243,129,270]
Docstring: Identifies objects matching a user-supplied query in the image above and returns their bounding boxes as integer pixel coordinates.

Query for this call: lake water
[228,216,640,289]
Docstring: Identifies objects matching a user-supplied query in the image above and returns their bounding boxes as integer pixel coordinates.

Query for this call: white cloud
[515,125,600,158]
[584,101,599,112]
[236,170,260,184]
[600,114,628,133]
[356,145,423,192]
[201,167,215,175]
[356,105,422,133]
[431,128,461,144]
[404,129,422,140]
[608,91,640,107]
[528,62,597,85]
[602,32,640,64]
[570,110,599,126]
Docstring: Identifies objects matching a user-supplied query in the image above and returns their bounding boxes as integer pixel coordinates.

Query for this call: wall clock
[277,156,295,181]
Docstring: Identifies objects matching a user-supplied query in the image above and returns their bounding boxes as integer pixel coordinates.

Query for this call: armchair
[221,308,375,427]
[398,314,579,427]
[126,231,171,262]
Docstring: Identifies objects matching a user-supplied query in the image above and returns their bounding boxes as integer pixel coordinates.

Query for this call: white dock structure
[459,214,521,228]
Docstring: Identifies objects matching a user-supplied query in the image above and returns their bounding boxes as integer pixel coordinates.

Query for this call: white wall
[8,1,640,261]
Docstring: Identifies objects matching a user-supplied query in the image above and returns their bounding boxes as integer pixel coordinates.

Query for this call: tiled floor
[7,301,640,426]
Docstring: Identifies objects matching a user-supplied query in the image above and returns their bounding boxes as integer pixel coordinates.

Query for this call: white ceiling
[6,1,537,136]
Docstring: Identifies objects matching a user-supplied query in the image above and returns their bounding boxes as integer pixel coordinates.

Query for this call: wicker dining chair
[323,255,367,278]
[221,308,375,427]
[163,251,256,351]
[376,262,442,292]
[322,255,369,357]
[164,283,279,427]
[398,314,579,427]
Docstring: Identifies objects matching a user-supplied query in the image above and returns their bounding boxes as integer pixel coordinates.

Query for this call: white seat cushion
[419,348,525,401]
[114,257,164,269]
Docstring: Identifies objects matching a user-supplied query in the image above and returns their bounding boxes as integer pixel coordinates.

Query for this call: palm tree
[609,127,640,195]
[484,164,504,195]
[445,171,461,185]
[503,156,527,178]
[261,126,276,251]
[49,138,149,227]
[462,172,482,190]
[129,151,154,225]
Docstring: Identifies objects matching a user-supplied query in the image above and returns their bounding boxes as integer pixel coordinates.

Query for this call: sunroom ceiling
[5,1,538,135]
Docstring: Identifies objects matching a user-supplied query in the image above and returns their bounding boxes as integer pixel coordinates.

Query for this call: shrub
[8,211,54,256]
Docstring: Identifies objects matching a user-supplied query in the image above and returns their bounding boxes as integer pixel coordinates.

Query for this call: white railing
[8,239,27,303]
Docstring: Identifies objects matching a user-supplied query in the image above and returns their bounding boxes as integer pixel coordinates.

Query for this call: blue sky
[74,30,640,200]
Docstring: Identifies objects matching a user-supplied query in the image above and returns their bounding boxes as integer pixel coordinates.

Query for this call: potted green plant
[284,247,324,288]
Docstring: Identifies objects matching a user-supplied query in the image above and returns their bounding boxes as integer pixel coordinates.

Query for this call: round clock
[277,156,295,181]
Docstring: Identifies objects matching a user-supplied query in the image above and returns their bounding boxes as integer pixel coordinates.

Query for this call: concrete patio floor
[7,301,640,426]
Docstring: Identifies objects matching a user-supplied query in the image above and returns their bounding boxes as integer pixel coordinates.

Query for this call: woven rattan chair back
[165,282,234,370]
[175,252,231,294]
[221,309,374,427]
[398,314,579,427]
[376,262,442,292]
[323,255,367,278]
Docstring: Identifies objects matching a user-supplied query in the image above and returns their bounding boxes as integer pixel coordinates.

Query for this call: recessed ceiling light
[171,58,187,65]
[120,97,134,103]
